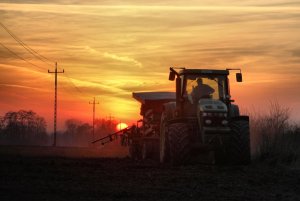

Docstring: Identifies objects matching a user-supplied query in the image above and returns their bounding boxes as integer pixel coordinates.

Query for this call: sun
[116,122,128,131]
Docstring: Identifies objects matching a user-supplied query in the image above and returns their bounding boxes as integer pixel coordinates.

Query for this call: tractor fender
[230,104,240,118]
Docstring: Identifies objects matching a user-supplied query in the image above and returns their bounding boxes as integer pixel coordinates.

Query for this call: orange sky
[0,1,300,131]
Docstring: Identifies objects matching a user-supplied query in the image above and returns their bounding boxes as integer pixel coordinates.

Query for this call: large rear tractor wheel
[160,113,170,163]
[168,123,191,165]
[159,131,170,163]
[228,118,251,165]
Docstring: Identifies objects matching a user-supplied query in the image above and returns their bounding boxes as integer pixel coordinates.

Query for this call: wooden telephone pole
[48,62,64,147]
[89,97,99,142]
[106,114,115,131]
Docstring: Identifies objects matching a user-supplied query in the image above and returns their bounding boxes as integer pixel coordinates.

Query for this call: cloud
[103,52,143,68]
[1,3,300,16]
[291,49,300,58]
[0,83,45,91]
[1,0,300,125]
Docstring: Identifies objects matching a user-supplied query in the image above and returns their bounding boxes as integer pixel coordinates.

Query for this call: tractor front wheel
[228,118,251,165]
[168,123,191,165]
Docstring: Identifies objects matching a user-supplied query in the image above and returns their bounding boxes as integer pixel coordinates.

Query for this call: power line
[58,71,89,101]
[59,78,83,98]
[0,42,45,71]
[1,37,101,107]
[64,71,85,95]
[0,22,53,67]
[0,22,96,99]
[0,22,52,65]
[0,22,93,102]
[0,42,79,99]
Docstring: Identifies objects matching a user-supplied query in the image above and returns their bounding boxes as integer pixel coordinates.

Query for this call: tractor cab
[181,70,229,104]
[169,68,242,117]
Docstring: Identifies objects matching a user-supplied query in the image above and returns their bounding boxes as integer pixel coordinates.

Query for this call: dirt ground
[0,146,300,201]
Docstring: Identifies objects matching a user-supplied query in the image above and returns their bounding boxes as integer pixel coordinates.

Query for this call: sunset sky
[0,0,300,131]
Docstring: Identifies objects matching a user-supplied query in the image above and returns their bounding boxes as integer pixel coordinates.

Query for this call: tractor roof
[132,92,175,104]
[179,69,229,76]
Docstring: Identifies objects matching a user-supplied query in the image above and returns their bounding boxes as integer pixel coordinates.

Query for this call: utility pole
[107,114,114,122]
[48,62,64,147]
[89,97,99,142]
[106,114,114,131]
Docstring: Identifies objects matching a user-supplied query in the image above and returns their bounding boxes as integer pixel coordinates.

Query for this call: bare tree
[0,110,47,145]
[248,100,300,165]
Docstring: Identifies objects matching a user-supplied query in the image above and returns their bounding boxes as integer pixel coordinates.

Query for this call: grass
[247,101,300,166]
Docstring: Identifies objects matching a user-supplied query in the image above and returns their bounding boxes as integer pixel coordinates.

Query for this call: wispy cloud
[1,0,300,125]
[0,83,45,91]
[1,3,300,13]
[103,52,143,68]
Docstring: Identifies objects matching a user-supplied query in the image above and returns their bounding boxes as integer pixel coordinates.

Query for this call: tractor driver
[191,77,215,103]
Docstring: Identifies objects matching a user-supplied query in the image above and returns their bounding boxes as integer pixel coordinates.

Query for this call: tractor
[160,67,250,165]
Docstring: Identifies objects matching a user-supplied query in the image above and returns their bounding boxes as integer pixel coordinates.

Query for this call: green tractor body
[160,67,250,165]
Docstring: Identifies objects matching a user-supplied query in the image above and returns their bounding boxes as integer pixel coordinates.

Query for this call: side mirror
[169,71,176,81]
[236,73,243,82]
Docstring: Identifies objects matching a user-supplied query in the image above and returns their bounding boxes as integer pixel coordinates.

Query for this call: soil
[0,146,299,201]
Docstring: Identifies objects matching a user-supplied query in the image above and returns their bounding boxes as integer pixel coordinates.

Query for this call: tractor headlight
[205,119,212,125]
[202,112,228,127]
[202,112,213,117]
[203,112,213,117]
[221,120,228,126]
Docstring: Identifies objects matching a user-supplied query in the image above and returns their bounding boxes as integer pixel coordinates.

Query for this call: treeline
[0,110,48,145]
[58,118,118,147]
[0,110,118,147]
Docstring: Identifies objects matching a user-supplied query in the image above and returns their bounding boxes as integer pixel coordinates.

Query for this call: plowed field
[0,146,299,201]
